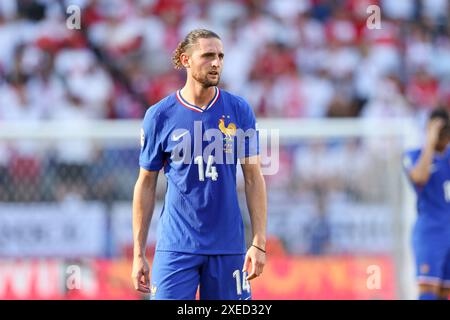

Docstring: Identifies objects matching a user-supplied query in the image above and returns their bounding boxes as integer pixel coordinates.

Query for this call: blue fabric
[139,88,258,255]
[412,229,450,283]
[403,147,450,229]
[150,251,252,300]
[403,147,450,284]
[419,292,438,300]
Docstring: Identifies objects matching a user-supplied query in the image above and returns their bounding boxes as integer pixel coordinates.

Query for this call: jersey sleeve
[402,150,419,174]
[237,98,259,159]
[139,108,164,171]
[402,150,423,190]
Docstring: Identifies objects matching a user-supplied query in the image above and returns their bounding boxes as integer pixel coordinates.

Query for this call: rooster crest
[219,117,237,140]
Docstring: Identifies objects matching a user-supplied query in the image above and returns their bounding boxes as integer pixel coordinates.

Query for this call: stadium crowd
[1,0,449,122]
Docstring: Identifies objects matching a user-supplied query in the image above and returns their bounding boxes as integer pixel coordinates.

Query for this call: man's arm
[131,168,159,293]
[409,119,444,185]
[240,155,267,281]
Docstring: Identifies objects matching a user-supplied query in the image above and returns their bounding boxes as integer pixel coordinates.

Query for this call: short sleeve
[402,151,418,173]
[237,98,259,159]
[139,108,164,171]
[402,150,422,190]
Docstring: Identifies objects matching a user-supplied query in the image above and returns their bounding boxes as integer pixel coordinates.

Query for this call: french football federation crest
[219,115,236,140]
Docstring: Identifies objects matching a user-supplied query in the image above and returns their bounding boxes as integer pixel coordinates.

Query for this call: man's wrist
[133,248,146,257]
[252,235,266,249]
[251,244,266,254]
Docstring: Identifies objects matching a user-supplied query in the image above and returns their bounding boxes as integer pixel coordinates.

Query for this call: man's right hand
[131,255,150,293]
[426,118,445,148]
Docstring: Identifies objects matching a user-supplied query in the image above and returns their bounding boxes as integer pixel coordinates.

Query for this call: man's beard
[192,70,220,88]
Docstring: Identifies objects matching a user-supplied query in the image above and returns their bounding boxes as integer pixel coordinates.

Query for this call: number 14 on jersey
[195,155,218,181]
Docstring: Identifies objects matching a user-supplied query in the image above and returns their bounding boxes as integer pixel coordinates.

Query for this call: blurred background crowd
[1,0,449,122]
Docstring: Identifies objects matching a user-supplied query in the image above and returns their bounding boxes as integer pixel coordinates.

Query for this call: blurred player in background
[131,29,267,300]
[403,108,450,300]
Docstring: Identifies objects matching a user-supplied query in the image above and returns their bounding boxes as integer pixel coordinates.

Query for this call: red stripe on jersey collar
[176,87,220,112]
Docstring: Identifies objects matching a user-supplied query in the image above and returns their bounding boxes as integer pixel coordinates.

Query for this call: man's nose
[211,57,220,68]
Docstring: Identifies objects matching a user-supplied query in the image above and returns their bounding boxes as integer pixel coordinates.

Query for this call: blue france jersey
[403,147,450,232]
[139,87,259,254]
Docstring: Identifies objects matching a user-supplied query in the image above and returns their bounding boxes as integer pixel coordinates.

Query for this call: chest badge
[219,115,237,154]
[219,115,236,140]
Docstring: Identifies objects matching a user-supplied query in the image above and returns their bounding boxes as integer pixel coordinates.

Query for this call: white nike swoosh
[172,131,189,141]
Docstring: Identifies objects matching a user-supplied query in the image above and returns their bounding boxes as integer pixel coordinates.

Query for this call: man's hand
[426,118,445,148]
[132,169,158,294]
[242,245,266,281]
[131,255,150,293]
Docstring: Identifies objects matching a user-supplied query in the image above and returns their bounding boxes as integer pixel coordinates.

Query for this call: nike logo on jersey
[172,131,189,141]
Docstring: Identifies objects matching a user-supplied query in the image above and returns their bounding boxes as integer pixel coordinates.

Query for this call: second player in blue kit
[403,108,450,300]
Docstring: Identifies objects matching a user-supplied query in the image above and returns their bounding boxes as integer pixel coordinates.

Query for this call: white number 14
[194,155,218,181]
[233,269,250,296]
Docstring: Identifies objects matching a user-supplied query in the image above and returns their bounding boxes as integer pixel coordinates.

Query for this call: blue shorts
[150,251,252,300]
[412,225,450,287]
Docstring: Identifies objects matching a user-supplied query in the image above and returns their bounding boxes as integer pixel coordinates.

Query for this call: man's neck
[180,79,216,109]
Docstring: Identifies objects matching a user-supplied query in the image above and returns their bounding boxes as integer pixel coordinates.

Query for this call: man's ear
[180,53,190,68]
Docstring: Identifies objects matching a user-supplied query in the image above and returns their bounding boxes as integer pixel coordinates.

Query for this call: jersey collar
[176,87,220,113]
